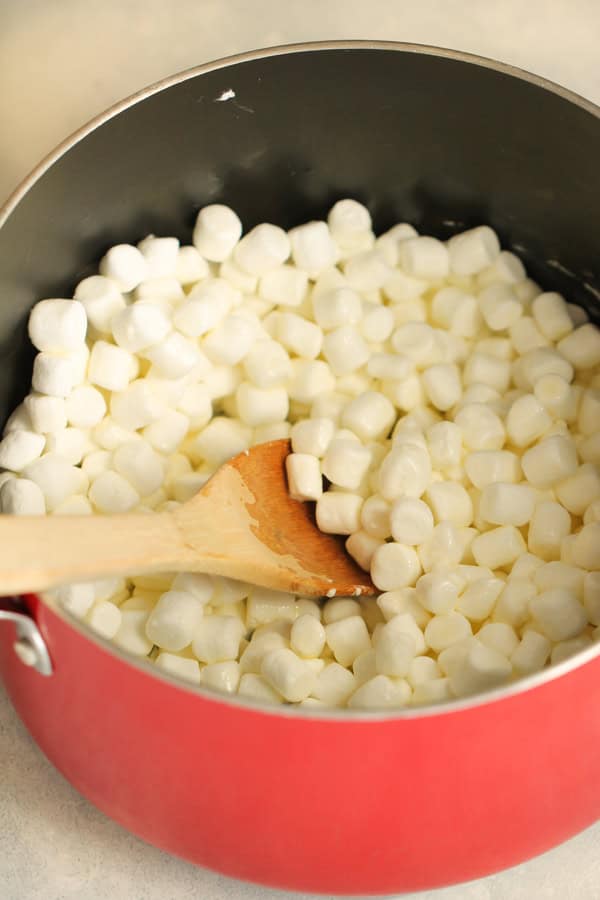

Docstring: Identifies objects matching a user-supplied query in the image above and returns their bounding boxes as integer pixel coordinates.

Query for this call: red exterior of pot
[1,595,599,895]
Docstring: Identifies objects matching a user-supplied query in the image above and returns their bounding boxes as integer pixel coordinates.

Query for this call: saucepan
[0,42,599,894]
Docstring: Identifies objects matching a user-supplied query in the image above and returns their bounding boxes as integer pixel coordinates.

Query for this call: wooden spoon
[0,439,375,598]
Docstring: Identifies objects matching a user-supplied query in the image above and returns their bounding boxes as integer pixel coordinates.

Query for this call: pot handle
[0,596,52,676]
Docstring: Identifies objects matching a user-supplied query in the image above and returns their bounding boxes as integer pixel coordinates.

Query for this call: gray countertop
[1,2,599,898]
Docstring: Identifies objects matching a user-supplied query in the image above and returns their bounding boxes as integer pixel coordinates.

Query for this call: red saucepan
[0,42,599,895]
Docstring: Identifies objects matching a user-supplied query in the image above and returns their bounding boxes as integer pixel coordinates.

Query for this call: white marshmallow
[193,417,251,467]
[88,340,138,392]
[390,497,434,545]
[521,434,578,487]
[200,660,241,693]
[449,642,512,696]
[93,417,136,451]
[418,521,465,572]
[517,348,574,389]
[328,199,373,252]
[155,653,201,684]
[531,292,573,341]
[493,579,537,627]
[465,450,521,489]
[0,431,45,471]
[346,530,384,570]
[112,303,170,353]
[509,317,549,354]
[259,265,308,307]
[142,410,189,455]
[238,673,283,704]
[23,453,86,511]
[113,439,165,496]
[287,360,335,404]
[463,353,511,394]
[398,236,449,280]
[425,482,473,527]
[360,304,394,343]
[505,394,552,448]
[99,244,148,292]
[45,427,91,465]
[175,245,210,284]
[375,615,422,676]
[234,223,290,275]
[288,221,338,277]
[87,601,123,640]
[571,523,600,570]
[276,312,323,359]
[325,615,371,667]
[236,382,289,426]
[530,588,588,641]
[447,225,500,275]
[312,287,362,331]
[322,440,371,490]
[378,444,431,501]
[54,495,93,516]
[478,283,522,330]
[471,526,527,569]
[415,571,462,614]
[422,363,462,411]
[338,393,395,444]
[555,464,600,516]
[193,204,242,262]
[291,418,334,458]
[311,662,356,706]
[286,453,323,501]
[32,352,78,398]
[370,542,421,591]
[315,492,363,535]
[144,332,202,379]
[322,326,370,376]
[64,385,106,428]
[89,470,140,513]
[145,590,204,651]
[391,322,438,367]
[254,422,291,443]
[426,421,463,471]
[479,482,535,526]
[347,674,411,709]
[360,494,392,540]
[290,614,326,658]
[74,276,126,333]
[528,501,571,561]
[510,630,551,675]
[137,235,179,278]
[177,384,212,428]
[344,250,392,292]
[28,299,87,352]
[454,404,506,451]
[477,623,519,658]
[0,477,45,514]
[110,379,167,431]
[584,572,600,625]
[425,612,472,653]
[456,577,504,621]
[557,324,600,370]
[192,615,245,664]
[578,389,600,435]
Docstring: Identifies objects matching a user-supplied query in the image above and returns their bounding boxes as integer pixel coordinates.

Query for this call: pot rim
[2,40,600,721]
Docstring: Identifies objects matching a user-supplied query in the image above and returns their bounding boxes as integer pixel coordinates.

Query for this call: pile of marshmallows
[1,199,599,710]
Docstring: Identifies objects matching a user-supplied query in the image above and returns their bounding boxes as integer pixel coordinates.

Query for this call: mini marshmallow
[291,418,335,458]
[425,612,472,653]
[112,303,170,353]
[517,348,574,388]
[463,352,511,394]
[555,464,600,516]
[344,250,392,292]
[143,332,202,379]
[288,220,338,277]
[511,630,551,675]
[110,379,167,431]
[32,352,78,398]
[531,292,573,341]
[89,470,140,513]
[530,588,588,641]
[464,450,521,489]
[456,576,504,620]
[199,660,240,693]
[192,615,246,664]
[390,497,434,545]
[370,542,421,591]
[398,236,449,280]
[290,614,326,658]
[478,283,522,330]
[571,523,600,570]
[578,389,600,435]
[528,501,571,561]
[360,304,394,343]
[45,427,91,465]
[74,276,126,333]
[378,444,431,501]
[173,288,234,340]
[391,322,438,367]
[65,385,106,428]
[113,440,165,496]
[328,199,373,253]
[360,494,392,540]
[259,265,309,307]
[447,225,500,275]
[23,454,86,511]
[312,287,363,331]
[557,324,600,369]
[193,417,252,467]
[254,422,291,443]
[177,384,212,428]
[193,204,242,262]
[425,482,473,527]
[471,525,527,570]
[154,653,202,684]
[88,340,138,392]
[93,417,136,451]
[415,571,462,614]
[584,572,600,625]
[375,616,421,677]
[521,434,578,487]
[142,410,190,455]
[0,478,45,514]
[347,674,412,709]
[449,642,512,696]
[137,235,179,278]
[145,590,204,651]
[28,299,87,352]
[0,431,45,471]
[477,622,519,658]
[316,492,363,535]
[346,530,384,570]
[175,245,210,284]
[454,404,506,451]
[288,360,336,404]
[286,453,323,501]
[234,223,290,275]
[236,382,289,426]
[276,313,323,360]
[418,522,465,572]
[509,317,549,354]
[426,421,463,471]
[325,615,371,667]
[54,495,93,516]
[493,579,537,627]
[312,662,356,705]
[479,482,535,526]
[99,244,148,292]
[422,363,462,411]
[506,394,552,447]
[87,601,123,640]
[322,326,370,376]
[322,440,371,490]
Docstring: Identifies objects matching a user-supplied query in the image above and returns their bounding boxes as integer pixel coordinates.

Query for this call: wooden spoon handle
[0,512,195,594]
